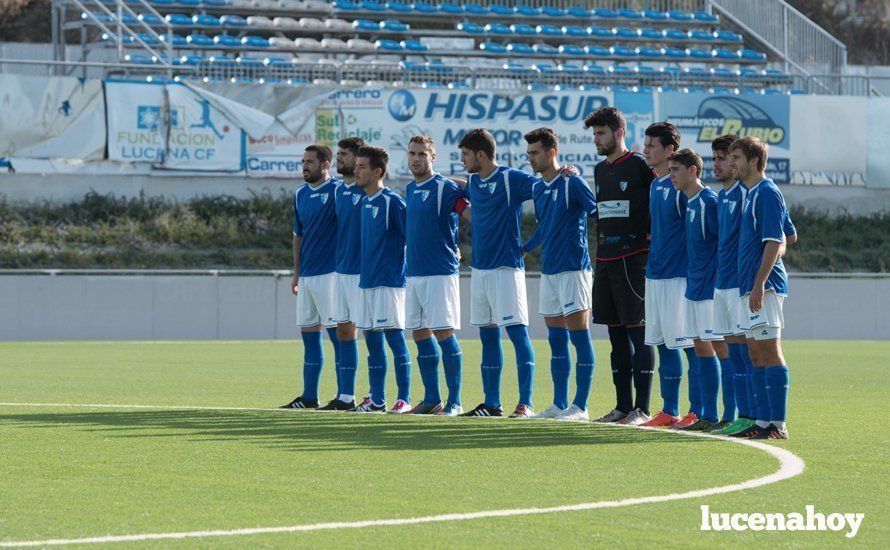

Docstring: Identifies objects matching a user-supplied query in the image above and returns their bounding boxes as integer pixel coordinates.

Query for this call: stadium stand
[57,0,800,93]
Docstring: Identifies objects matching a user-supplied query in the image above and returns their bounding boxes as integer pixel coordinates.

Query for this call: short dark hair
[583,106,626,132]
[337,137,366,154]
[668,148,703,175]
[644,122,681,151]
[524,127,559,151]
[408,135,435,151]
[730,136,768,172]
[357,145,388,176]
[711,134,736,154]
[304,144,332,164]
[458,128,496,160]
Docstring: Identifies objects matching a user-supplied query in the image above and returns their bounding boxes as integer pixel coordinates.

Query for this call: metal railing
[708,0,846,91]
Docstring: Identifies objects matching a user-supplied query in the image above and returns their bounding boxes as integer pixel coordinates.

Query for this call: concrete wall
[1,271,886,341]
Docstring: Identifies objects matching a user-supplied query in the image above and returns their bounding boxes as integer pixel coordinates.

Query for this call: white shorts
[738,289,785,335]
[406,274,461,331]
[357,286,406,331]
[332,273,362,325]
[684,298,724,342]
[713,288,744,336]
[295,273,337,328]
[470,268,528,327]
[644,278,693,349]
[539,270,592,317]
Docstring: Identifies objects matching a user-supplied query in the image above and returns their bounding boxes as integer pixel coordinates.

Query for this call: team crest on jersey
[371,205,379,219]
[319,193,328,205]
[352,194,361,206]
[620,180,628,192]
[728,201,737,214]
[421,190,430,202]
[551,189,558,202]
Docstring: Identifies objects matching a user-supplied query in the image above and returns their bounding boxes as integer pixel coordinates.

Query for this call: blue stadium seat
[668,10,693,21]
[484,23,512,34]
[764,68,789,78]
[585,45,609,57]
[400,60,427,71]
[762,88,783,95]
[124,53,155,64]
[264,57,289,65]
[85,13,114,24]
[510,24,536,35]
[694,11,719,22]
[380,20,409,31]
[567,7,592,18]
[480,42,508,54]
[242,36,269,48]
[558,63,583,72]
[448,81,471,89]
[439,3,464,14]
[507,43,534,55]
[690,30,715,41]
[421,81,444,88]
[193,14,221,26]
[203,0,227,6]
[537,25,563,36]
[458,22,484,34]
[558,44,585,56]
[686,66,710,77]
[533,43,559,55]
[588,26,613,38]
[712,67,736,78]
[386,2,412,13]
[527,83,549,91]
[160,33,187,46]
[138,13,165,25]
[361,1,387,12]
[741,49,767,61]
[738,87,759,94]
[640,28,663,40]
[489,5,515,16]
[636,65,658,74]
[637,46,662,57]
[663,47,688,59]
[661,66,681,77]
[789,89,806,94]
[738,68,760,78]
[584,65,607,76]
[464,3,487,15]
[689,48,712,59]
[334,0,360,9]
[665,29,688,40]
[686,86,707,93]
[176,0,200,7]
[503,62,534,73]
[401,39,428,51]
[375,39,403,50]
[716,30,742,42]
[186,33,213,46]
[413,2,438,14]
[208,54,236,64]
[121,13,138,24]
[710,87,734,94]
[354,18,379,31]
[149,0,174,5]
[213,35,240,46]
[642,9,668,20]
[178,54,205,65]
[135,32,160,45]
[516,5,541,17]
[611,46,637,57]
[542,6,566,17]
[166,13,192,26]
[593,8,618,18]
[533,64,556,72]
[617,9,642,19]
[564,26,589,37]
[610,65,633,74]
[237,56,264,65]
[220,15,247,26]
[615,28,639,39]
[229,77,254,83]
[715,49,740,60]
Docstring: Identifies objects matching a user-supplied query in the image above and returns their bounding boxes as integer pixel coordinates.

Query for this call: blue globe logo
[388,89,417,122]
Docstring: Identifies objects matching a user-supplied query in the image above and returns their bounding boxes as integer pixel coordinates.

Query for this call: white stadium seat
[325,18,353,31]
[320,38,348,50]
[251,0,278,9]
[302,0,331,12]
[246,15,273,27]
[346,38,375,51]
[299,18,325,30]
[269,36,298,49]
[273,17,301,29]
[294,37,322,49]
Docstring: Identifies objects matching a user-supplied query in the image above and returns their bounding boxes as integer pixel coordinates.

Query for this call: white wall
[1,272,886,341]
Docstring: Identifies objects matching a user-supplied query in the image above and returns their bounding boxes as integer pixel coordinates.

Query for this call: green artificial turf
[0,340,886,547]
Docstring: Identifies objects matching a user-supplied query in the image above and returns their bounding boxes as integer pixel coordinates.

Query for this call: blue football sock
[718,355,736,421]
[339,338,358,398]
[683,347,702,417]
[439,335,463,406]
[547,327,571,410]
[415,337,441,404]
[739,343,758,415]
[752,366,770,422]
[506,324,535,407]
[657,345,683,417]
[766,365,790,423]
[698,354,720,422]
[570,329,595,410]
[729,343,751,418]
[479,327,503,408]
[384,330,411,403]
[300,330,323,401]
[365,331,388,406]
[326,327,341,396]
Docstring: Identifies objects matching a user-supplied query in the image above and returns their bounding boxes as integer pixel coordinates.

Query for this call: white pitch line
[0,402,805,548]
[0,402,285,413]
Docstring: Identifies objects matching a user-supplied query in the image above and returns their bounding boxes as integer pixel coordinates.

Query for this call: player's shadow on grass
[0,410,714,452]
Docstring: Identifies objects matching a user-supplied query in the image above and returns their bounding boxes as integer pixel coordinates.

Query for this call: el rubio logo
[701,505,864,538]
[668,97,786,145]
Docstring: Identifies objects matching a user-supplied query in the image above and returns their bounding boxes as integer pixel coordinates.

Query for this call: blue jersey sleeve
[759,187,786,243]
[292,190,302,237]
[391,194,407,237]
[510,169,537,203]
[705,195,719,239]
[522,226,541,253]
[569,176,598,217]
[783,211,796,237]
